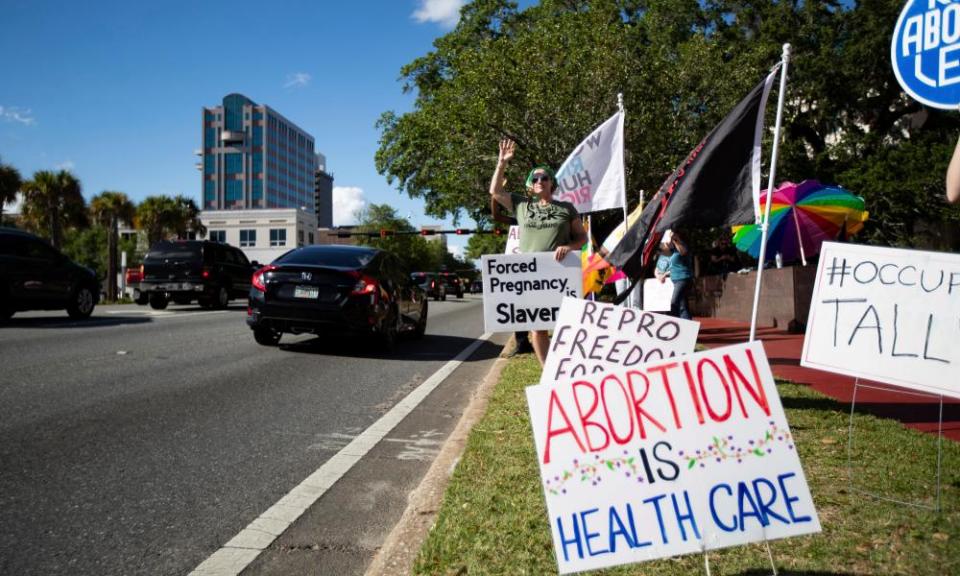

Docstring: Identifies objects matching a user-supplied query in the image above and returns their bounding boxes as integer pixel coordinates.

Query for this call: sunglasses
[530,174,552,183]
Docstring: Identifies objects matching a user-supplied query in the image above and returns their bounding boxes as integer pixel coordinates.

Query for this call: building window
[240,229,256,247]
[205,127,216,148]
[270,229,286,247]
[252,126,262,146]
[204,180,216,203]
[252,153,262,174]
[209,230,226,243]
[298,230,304,246]
[225,153,243,174]
[226,180,243,202]
[252,179,263,200]
[308,232,314,244]
[204,155,216,174]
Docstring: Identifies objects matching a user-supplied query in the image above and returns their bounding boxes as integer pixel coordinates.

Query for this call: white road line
[188,332,493,576]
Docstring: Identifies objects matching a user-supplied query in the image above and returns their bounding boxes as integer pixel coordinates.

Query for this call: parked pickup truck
[139,240,258,309]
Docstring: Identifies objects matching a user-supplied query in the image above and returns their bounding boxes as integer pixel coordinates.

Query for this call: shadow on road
[0,315,153,329]
[278,332,501,362]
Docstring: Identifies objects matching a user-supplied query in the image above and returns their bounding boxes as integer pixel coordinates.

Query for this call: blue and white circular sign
[891,0,960,109]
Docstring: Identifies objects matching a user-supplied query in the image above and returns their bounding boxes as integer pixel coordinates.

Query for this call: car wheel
[413,301,427,339]
[215,285,230,309]
[253,327,281,346]
[149,293,168,310]
[135,291,149,305]
[67,286,96,319]
[378,308,399,352]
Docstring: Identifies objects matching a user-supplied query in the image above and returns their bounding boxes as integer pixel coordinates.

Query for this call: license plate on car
[294,285,320,299]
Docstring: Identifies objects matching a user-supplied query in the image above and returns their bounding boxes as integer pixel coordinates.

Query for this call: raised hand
[498,138,515,164]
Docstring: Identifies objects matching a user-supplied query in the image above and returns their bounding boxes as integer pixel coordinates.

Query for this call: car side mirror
[251,261,260,268]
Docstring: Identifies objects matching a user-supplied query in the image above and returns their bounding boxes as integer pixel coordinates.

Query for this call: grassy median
[414,355,960,576]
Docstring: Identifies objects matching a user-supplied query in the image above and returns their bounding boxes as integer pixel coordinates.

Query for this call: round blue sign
[891,0,960,110]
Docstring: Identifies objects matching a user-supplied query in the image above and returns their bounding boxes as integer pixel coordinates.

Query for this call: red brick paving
[696,317,960,442]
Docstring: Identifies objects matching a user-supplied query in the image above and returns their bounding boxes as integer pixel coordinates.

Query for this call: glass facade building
[201,93,318,212]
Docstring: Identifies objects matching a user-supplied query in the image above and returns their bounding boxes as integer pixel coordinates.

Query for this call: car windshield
[145,243,201,261]
[275,246,375,268]
[411,273,429,282]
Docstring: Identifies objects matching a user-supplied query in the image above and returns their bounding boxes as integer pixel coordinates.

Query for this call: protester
[706,235,740,277]
[489,138,587,365]
[490,196,534,358]
[661,229,693,320]
[654,242,671,284]
[947,134,960,204]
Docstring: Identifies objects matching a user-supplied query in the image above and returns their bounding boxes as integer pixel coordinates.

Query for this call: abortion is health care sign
[891,0,960,109]
[540,297,699,385]
[482,252,582,333]
[801,242,960,399]
[526,341,821,574]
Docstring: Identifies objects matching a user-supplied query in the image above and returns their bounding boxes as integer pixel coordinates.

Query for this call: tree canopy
[377,0,960,251]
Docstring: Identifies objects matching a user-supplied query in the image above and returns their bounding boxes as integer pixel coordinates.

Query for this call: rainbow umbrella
[732,180,868,265]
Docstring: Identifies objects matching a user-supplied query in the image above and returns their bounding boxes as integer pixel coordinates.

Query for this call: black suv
[439,272,464,298]
[410,272,446,301]
[140,240,257,309]
[0,227,100,321]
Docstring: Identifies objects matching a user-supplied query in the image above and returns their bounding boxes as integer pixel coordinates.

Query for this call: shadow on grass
[736,571,861,576]
[781,389,960,429]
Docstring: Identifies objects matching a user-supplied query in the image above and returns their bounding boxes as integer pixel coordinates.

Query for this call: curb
[363,355,510,576]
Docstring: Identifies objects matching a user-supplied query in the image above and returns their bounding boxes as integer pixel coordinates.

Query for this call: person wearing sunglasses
[489,138,587,365]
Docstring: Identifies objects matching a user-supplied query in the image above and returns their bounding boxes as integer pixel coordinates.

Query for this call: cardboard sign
[482,252,582,332]
[527,341,821,574]
[643,278,674,312]
[801,242,960,398]
[891,0,960,109]
[540,297,699,385]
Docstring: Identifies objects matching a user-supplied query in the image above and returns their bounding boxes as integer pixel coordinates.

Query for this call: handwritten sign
[540,297,699,385]
[891,0,960,109]
[643,278,675,312]
[527,341,821,574]
[505,225,521,254]
[482,252,582,332]
[801,242,960,398]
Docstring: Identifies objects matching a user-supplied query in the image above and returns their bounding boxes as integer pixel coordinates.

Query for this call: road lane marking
[188,332,493,576]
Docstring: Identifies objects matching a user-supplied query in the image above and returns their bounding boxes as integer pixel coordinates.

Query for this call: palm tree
[21,169,88,249]
[91,191,136,300]
[172,195,206,239]
[0,157,22,225]
[135,195,178,246]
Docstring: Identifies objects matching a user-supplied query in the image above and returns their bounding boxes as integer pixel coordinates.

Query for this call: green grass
[414,356,960,576]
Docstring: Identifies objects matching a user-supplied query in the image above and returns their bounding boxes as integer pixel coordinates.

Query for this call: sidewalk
[697,317,960,441]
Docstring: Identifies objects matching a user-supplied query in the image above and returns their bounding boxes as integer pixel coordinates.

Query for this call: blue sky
[0,0,479,257]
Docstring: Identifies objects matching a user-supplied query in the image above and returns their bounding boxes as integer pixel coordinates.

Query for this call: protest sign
[482,252,582,333]
[555,112,625,214]
[505,225,521,255]
[891,0,960,110]
[540,297,698,385]
[643,278,674,312]
[527,341,821,574]
[801,242,960,399]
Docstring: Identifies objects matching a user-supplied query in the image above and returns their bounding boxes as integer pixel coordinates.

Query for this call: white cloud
[284,72,311,89]
[333,186,366,226]
[412,0,465,27]
[56,160,75,171]
[0,105,36,126]
[447,243,465,260]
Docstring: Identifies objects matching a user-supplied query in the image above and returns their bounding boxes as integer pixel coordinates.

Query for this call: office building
[315,152,333,228]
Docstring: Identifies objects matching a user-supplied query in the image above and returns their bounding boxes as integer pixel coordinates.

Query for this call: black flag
[607,68,780,279]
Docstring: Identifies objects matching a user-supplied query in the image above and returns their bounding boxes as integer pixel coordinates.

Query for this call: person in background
[489,138,587,366]
[654,242,672,284]
[661,229,693,320]
[490,196,534,358]
[947,134,960,204]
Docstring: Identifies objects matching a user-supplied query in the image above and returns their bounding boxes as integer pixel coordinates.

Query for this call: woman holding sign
[489,138,587,365]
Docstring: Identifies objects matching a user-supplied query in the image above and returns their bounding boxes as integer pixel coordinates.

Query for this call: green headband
[525,165,556,188]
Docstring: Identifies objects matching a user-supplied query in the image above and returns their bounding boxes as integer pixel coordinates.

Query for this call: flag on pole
[604,67,781,279]
[553,111,625,214]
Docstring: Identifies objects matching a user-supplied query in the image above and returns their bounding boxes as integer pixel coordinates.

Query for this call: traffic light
[455,228,470,235]
[420,228,435,236]
[493,228,503,236]
[380,229,393,238]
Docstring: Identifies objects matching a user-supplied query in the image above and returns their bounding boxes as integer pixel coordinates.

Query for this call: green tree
[355,204,440,271]
[0,157,22,225]
[21,169,88,249]
[135,195,205,246]
[465,228,508,260]
[172,195,206,239]
[91,191,136,300]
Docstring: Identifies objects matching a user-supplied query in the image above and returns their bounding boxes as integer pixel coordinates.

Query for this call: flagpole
[749,43,791,342]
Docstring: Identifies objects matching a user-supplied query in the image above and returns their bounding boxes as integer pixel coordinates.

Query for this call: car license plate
[161,282,191,291]
[294,285,319,299]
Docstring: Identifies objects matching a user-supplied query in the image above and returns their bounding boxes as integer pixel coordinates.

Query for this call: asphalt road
[0,294,494,576]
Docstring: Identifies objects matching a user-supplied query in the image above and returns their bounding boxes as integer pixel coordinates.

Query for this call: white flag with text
[553,112,625,214]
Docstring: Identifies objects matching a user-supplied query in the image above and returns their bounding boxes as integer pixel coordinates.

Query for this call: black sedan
[0,227,100,321]
[247,245,427,350]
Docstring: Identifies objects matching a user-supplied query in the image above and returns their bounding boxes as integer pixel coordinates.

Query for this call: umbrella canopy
[732,180,868,264]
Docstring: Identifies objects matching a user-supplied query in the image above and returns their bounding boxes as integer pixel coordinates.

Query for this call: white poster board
[540,297,699,385]
[505,225,521,254]
[801,242,960,399]
[482,252,582,333]
[527,341,821,574]
[643,278,674,312]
